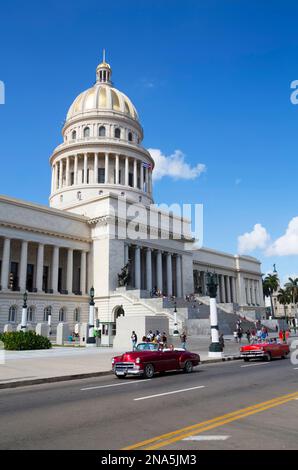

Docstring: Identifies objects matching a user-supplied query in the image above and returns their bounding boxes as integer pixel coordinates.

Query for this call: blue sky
[1,0,298,283]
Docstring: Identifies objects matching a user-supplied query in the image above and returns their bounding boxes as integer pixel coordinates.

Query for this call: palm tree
[285,277,298,317]
[277,288,292,322]
[263,273,279,318]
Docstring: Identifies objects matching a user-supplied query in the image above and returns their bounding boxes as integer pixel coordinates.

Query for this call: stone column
[80,251,87,295]
[51,246,59,293]
[176,255,182,298]
[220,275,226,303]
[94,153,98,184]
[36,243,44,292]
[125,156,129,186]
[74,155,78,185]
[59,160,63,188]
[226,276,231,303]
[19,240,28,291]
[146,248,152,292]
[124,244,129,264]
[66,157,70,186]
[105,153,109,183]
[51,166,55,193]
[1,238,11,290]
[66,248,73,294]
[133,159,138,188]
[115,154,119,184]
[156,251,163,292]
[134,246,141,289]
[251,280,256,305]
[84,153,88,184]
[140,163,144,191]
[145,167,149,193]
[231,277,237,303]
[166,253,172,297]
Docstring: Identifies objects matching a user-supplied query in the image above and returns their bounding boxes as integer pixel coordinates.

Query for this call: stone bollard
[4,324,15,333]
[36,323,50,337]
[79,323,89,347]
[56,322,70,345]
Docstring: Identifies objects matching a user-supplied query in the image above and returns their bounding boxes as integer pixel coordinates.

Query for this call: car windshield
[135,343,159,352]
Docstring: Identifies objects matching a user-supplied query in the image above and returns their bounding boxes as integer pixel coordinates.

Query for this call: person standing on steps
[180,331,187,350]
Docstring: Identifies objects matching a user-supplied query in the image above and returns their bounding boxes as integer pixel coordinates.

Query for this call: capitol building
[0,56,265,342]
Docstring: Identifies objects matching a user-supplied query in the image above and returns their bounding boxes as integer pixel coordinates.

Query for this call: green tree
[277,288,292,321]
[263,273,279,318]
[285,277,298,316]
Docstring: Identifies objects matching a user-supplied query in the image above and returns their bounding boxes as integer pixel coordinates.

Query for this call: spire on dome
[96,49,112,84]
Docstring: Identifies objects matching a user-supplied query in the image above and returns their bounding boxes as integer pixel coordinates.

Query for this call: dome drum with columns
[49,56,154,210]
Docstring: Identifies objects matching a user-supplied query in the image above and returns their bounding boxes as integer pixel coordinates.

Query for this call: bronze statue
[117,260,131,287]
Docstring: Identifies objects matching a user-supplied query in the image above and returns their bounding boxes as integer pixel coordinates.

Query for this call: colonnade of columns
[245,278,261,306]
[0,237,88,295]
[194,270,238,304]
[125,244,183,297]
[51,153,153,195]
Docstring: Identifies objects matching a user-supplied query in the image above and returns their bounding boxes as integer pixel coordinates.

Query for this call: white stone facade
[0,57,265,337]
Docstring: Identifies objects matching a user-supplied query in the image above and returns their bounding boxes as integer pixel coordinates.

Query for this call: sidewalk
[1,333,295,389]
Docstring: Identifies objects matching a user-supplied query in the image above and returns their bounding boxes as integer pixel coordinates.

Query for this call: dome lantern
[96,49,112,85]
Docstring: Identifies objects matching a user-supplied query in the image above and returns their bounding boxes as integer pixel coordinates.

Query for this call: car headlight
[112,358,115,365]
[136,357,141,364]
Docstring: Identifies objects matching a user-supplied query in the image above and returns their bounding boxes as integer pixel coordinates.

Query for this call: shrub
[0,331,52,351]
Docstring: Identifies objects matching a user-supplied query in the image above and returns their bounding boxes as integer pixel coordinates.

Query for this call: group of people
[130,329,188,351]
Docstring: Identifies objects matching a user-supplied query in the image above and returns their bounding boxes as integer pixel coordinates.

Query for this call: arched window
[83,127,90,138]
[128,132,133,142]
[8,306,17,322]
[71,130,76,140]
[59,308,65,322]
[74,308,80,323]
[27,306,35,323]
[43,306,52,322]
[114,128,121,139]
[98,126,106,137]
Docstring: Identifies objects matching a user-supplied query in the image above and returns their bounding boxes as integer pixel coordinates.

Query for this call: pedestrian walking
[131,331,138,351]
[180,331,187,350]
[237,328,243,344]
[246,329,251,343]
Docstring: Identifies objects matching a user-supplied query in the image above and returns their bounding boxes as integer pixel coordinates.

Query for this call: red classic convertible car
[240,340,290,362]
[112,343,200,379]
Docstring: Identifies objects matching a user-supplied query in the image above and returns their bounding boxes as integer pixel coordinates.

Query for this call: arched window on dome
[84,127,90,138]
[8,305,17,323]
[71,130,76,140]
[128,132,133,142]
[43,306,52,322]
[59,308,66,322]
[114,128,121,139]
[98,126,106,137]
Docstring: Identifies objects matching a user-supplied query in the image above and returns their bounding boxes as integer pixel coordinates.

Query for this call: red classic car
[240,340,290,362]
[112,343,200,379]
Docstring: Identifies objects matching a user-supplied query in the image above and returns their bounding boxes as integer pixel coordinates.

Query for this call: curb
[0,355,242,390]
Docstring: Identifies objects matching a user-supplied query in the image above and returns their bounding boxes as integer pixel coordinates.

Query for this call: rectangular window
[98,168,105,184]
[87,169,90,184]
[70,172,74,185]
[81,170,84,184]
[129,172,133,187]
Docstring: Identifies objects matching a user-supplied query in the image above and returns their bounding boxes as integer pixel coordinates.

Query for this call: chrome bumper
[241,351,265,358]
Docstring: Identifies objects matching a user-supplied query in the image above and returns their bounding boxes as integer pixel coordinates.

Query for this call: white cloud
[148,148,206,181]
[266,216,298,256]
[238,223,270,254]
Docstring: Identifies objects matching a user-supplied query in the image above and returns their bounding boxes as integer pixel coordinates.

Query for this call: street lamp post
[206,272,223,358]
[173,301,179,336]
[20,291,28,332]
[86,286,96,347]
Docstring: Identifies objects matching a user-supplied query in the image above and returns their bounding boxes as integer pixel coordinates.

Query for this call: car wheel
[263,353,271,362]
[144,364,155,379]
[184,360,193,373]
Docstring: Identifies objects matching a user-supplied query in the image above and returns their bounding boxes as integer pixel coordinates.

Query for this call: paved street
[0,356,297,450]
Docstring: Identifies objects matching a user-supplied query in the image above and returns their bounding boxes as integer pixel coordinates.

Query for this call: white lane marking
[81,379,151,391]
[134,385,205,401]
[240,362,270,368]
[294,368,298,370]
[183,435,230,441]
